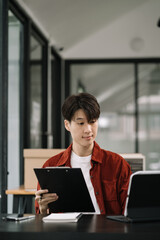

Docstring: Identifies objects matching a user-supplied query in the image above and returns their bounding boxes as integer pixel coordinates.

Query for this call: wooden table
[6,186,36,213]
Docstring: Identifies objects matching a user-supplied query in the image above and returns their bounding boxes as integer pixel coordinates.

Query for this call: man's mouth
[83,136,93,140]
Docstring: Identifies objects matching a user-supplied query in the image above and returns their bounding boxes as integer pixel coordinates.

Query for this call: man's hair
[62,92,100,122]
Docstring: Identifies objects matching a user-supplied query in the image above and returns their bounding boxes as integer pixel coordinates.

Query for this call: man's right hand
[35,189,58,214]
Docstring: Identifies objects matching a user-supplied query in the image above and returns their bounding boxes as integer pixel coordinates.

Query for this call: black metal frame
[30,23,48,148]
[65,58,160,150]
[0,0,8,213]
[51,47,62,148]
[134,63,139,153]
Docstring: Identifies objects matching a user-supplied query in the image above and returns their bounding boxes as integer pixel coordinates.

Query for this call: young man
[35,93,131,215]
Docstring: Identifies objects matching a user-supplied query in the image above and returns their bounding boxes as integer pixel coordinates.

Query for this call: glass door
[8,10,24,212]
[29,30,48,148]
[138,64,160,170]
[30,34,43,148]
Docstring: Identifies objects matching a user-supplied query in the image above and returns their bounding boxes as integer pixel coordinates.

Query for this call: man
[35,93,131,215]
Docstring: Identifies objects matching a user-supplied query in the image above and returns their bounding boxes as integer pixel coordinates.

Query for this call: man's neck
[72,142,94,157]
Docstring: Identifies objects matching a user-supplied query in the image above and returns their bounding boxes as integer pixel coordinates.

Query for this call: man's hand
[35,189,58,214]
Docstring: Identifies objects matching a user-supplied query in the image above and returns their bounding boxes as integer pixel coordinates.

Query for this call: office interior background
[0,0,160,213]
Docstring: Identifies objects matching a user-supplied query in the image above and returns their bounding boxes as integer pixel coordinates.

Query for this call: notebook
[34,167,95,213]
[107,171,160,223]
[42,212,82,223]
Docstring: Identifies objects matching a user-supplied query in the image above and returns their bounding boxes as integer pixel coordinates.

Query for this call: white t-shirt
[71,151,100,214]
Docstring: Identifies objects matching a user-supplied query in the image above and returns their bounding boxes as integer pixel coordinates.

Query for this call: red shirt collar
[56,141,102,167]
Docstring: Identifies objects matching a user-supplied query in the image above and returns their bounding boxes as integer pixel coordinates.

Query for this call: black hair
[62,92,100,122]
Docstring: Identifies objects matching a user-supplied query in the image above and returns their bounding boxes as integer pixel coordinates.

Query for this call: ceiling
[15,0,160,113]
[16,0,160,59]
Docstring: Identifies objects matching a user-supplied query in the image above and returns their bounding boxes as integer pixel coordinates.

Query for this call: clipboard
[34,167,95,213]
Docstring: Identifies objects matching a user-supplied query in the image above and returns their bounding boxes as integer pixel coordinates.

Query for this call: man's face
[64,109,98,149]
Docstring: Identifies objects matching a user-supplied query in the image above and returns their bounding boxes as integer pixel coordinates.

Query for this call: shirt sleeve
[35,182,41,214]
[118,159,132,214]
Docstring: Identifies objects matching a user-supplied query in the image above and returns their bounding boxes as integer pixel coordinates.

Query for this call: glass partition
[138,64,160,170]
[30,35,42,148]
[29,30,48,149]
[70,63,135,153]
[8,10,24,212]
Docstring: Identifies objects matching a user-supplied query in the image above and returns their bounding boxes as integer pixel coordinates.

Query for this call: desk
[5,187,36,213]
[0,214,160,240]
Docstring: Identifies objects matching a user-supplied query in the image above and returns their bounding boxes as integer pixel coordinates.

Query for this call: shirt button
[90,176,93,179]
[100,209,103,213]
[96,192,99,195]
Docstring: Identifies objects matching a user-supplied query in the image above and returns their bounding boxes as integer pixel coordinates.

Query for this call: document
[42,213,82,223]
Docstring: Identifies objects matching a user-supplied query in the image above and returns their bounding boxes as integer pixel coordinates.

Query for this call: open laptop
[107,171,160,223]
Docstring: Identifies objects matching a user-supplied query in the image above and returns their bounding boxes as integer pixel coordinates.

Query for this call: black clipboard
[34,167,95,213]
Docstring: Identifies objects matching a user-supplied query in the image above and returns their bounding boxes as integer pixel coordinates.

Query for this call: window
[138,64,160,170]
[28,28,48,148]
[30,34,43,148]
[67,60,160,170]
[8,10,24,212]
[70,63,135,153]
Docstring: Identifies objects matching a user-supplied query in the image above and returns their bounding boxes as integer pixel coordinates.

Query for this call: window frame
[65,58,160,151]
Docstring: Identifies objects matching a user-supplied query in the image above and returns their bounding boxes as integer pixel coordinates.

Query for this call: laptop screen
[124,171,160,218]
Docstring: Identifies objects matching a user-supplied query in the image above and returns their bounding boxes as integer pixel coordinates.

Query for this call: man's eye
[78,122,84,125]
[90,120,96,124]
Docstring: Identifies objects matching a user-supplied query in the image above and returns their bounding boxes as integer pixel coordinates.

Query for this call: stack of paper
[42,213,82,223]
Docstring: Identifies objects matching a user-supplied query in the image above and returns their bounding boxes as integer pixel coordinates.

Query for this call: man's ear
[64,120,70,132]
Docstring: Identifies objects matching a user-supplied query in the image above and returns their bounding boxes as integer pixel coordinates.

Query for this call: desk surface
[5,186,36,195]
[0,214,160,240]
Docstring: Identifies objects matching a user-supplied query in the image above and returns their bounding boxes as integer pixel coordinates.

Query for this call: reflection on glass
[30,35,42,148]
[8,10,23,212]
[71,64,135,153]
[138,64,160,170]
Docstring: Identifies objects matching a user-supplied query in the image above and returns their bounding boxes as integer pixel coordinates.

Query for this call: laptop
[107,171,160,223]
[34,167,95,213]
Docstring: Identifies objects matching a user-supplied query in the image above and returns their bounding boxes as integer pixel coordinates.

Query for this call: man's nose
[84,123,91,132]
